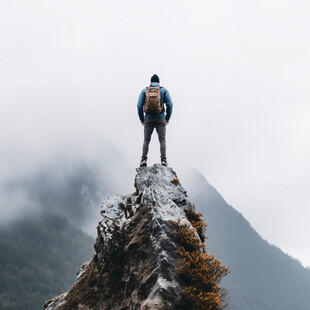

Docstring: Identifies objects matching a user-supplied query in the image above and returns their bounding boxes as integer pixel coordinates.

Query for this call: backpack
[144,87,162,113]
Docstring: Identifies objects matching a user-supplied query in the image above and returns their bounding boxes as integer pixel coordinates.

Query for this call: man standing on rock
[137,74,173,167]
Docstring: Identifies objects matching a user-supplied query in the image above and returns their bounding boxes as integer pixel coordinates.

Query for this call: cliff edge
[44,164,228,310]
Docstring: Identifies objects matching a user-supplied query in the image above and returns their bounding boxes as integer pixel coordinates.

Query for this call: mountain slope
[0,211,94,310]
[185,170,310,310]
[0,156,129,310]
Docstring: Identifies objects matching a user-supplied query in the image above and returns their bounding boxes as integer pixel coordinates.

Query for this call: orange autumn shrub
[184,206,207,242]
[173,224,200,252]
[173,219,229,310]
[170,178,180,185]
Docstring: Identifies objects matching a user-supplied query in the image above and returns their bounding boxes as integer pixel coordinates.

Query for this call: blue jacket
[137,82,173,122]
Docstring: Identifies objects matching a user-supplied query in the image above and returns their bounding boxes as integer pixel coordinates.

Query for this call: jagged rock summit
[44,164,205,310]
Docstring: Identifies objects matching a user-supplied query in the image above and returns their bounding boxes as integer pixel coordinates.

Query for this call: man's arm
[137,89,146,123]
[164,89,173,121]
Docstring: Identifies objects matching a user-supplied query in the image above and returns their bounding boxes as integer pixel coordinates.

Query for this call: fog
[1,0,309,266]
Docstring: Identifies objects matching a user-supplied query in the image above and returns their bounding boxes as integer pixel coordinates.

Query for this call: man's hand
[166,120,169,125]
[141,121,144,126]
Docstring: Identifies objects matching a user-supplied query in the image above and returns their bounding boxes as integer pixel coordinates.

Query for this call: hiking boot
[140,159,147,167]
[161,159,167,166]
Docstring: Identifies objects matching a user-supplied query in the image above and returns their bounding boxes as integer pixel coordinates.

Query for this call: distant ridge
[0,211,94,310]
[186,170,310,310]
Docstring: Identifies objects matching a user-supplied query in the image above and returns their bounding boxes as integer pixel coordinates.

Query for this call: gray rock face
[44,164,197,310]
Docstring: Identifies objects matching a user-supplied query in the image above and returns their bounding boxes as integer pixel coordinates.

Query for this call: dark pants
[142,117,166,160]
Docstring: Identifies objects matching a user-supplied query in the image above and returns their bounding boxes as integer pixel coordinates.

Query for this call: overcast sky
[1,0,309,267]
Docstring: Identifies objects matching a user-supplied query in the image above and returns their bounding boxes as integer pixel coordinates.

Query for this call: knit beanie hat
[151,74,160,83]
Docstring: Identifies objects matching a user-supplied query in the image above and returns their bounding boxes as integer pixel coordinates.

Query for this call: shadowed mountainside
[0,212,94,310]
[0,155,130,310]
[185,170,310,310]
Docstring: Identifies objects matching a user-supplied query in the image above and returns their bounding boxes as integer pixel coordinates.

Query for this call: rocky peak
[44,164,226,310]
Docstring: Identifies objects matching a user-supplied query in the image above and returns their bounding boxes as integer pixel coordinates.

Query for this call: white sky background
[1,0,310,266]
